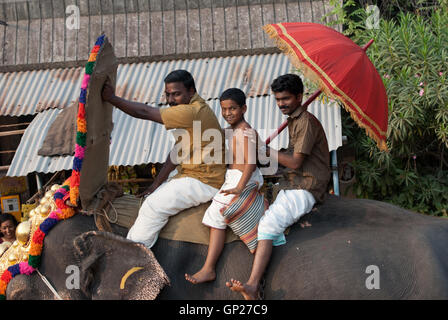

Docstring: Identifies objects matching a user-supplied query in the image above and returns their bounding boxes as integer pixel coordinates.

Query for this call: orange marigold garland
[0,34,106,300]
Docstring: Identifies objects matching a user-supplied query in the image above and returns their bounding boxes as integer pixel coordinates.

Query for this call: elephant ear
[73,231,169,300]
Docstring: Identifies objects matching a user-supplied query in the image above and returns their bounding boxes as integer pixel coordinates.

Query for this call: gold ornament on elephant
[16,220,31,245]
[0,243,11,257]
[0,185,60,273]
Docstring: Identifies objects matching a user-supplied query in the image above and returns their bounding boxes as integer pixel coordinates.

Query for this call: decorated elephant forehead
[0,34,112,301]
[120,266,144,290]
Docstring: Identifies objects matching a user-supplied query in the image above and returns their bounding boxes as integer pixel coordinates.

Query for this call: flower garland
[0,34,106,300]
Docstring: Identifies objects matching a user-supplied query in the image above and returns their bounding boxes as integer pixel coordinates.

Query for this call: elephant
[6,195,448,300]
[153,195,448,299]
[6,214,169,300]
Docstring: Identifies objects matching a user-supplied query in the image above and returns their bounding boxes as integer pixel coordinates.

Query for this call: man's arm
[102,83,163,124]
[267,147,306,171]
[243,128,306,172]
[137,152,177,198]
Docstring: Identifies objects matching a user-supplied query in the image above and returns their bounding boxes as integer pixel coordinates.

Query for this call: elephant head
[73,231,170,299]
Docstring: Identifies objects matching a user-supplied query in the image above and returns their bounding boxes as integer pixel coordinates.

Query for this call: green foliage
[324,0,366,37]
[325,3,448,216]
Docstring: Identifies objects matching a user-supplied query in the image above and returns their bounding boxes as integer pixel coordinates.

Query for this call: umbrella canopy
[263,22,388,151]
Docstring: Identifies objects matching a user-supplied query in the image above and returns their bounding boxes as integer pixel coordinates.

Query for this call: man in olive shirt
[102,70,226,248]
[227,74,331,299]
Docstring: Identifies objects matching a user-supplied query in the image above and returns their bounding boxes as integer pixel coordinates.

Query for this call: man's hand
[136,182,160,198]
[243,128,259,145]
[243,128,268,152]
[101,83,116,103]
[220,186,243,196]
[100,83,163,123]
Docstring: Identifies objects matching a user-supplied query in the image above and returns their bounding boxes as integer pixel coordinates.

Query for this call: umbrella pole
[265,89,322,145]
[265,39,374,146]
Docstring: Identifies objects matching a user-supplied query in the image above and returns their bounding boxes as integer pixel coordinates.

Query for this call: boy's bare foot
[226,279,258,300]
[185,269,216,284]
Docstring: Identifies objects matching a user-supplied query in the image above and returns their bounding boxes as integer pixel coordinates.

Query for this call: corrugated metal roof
[0,53,293,116]
[7,96,341,177]
[0,67,83,116]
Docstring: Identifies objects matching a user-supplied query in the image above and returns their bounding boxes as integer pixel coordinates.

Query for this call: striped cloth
[221,182,268,253]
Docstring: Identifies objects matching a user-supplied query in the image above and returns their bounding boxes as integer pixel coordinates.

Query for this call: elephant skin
[6,215,169,300]
[153,196,448,299]
[6,196,448,299]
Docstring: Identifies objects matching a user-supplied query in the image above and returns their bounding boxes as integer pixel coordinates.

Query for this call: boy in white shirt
[185,88,264,284]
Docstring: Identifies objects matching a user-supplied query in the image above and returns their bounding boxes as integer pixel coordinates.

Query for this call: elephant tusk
[120,267,144,290]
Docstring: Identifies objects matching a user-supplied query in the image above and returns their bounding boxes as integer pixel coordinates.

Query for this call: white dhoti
[258,189,315,246]
[202,168,264,230]
[127,170,218,248]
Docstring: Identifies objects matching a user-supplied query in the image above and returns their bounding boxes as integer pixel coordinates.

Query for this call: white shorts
[202,168,264,229]
[127,171,218,248]
[258,189,315,246]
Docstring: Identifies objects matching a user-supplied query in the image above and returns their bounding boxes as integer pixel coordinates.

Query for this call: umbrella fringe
[339,98,389,152]
[263,24,388,152]
[263,25,326,91]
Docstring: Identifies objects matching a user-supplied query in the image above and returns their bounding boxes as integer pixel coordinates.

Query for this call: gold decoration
[21,203,38,222]
[50,184,61,192]
[40,203,51,217]
[8,253,17,264]
[44,191,54,199]
[0,243,11,257]
[0,190,61,274]
[15,221,31,246]
[34,206,42,216]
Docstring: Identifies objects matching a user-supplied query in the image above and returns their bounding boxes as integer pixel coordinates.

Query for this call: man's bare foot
[226,279,258,300]
[185,269,216,284]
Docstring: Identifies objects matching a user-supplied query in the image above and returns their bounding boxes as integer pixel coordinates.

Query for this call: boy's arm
[221,132,257,195]
[102,83,163,124]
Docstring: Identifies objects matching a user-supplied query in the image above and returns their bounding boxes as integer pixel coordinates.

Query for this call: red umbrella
[264,22,388,151]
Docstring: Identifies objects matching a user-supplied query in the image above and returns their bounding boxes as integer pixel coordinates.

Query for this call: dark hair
[219,88,246,107]
[0,213,18,228]
[271,74,304,95]
[164,69,196,92]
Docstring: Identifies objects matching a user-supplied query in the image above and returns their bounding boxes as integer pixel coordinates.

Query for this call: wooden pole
[26,171,62,204]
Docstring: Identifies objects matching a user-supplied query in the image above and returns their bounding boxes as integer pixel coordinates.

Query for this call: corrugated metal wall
[1,1,343,177]
[7,95,341,176]
[0,53,293,116]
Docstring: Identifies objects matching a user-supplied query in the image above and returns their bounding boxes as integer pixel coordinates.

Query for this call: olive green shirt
[159,93,226,190]
[277,105,331,203]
